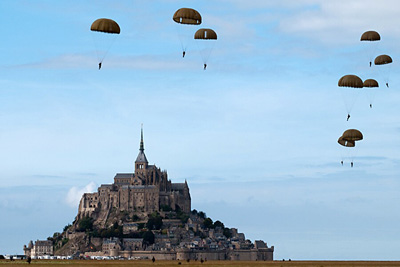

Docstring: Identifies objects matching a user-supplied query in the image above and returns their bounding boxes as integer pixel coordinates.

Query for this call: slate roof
[171,183,186,190]
[114,173,134,179]
[135,150,148,163]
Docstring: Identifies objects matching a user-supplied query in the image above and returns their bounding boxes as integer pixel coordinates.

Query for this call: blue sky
[1,0,400,260]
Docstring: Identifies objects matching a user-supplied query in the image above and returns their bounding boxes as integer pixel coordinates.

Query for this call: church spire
[135,124,148,165]
[140,123,144,152]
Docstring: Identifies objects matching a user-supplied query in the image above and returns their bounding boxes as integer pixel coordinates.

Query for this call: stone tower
[77,125,191,223]
[135,125,148,178]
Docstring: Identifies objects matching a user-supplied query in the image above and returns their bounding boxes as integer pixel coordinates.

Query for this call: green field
[1,260,400,267]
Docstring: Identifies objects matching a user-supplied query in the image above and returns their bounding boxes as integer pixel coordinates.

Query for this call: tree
[195,230,207,239]
[177,211,189,224]
[61,238,69,246]
[147,213,163,230]
[143,230,155,245]
[63,224,72,232]
[137,223,145,230]
[203,218,213,229]
[77,216,93,232]
[198,211,206,219]
[213,220,224,229]
[223,227,232,238]
[53,232,61,239]
[160,204,172,212]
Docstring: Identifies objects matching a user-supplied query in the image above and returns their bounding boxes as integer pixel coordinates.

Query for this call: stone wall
[116,248,273,261]
[119,250,177,260]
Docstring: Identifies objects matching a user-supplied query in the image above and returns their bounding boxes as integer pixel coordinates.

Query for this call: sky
[1,0,400,260]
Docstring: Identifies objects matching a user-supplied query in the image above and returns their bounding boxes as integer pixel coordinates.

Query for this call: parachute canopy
[342,129,363,142]
[360,30,380,41]
[338,75,363,88]
[173,8,202,25]
[338,131,362,164]
[194,28,217,40]
[374,54,393,65]
[338,136,355,147]
[91,18,120,34]
[363,79,379,88]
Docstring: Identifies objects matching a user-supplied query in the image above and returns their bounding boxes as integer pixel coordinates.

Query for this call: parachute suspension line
[362,41,379,68]
[175,25,186,53]
[194,28,217,67]
[374,54,393,87]
[196,39,216,64]
[348,140,361,163]
[340,149,353,165]
[174,24,195,55]
[340,87,361,115]
[363,79,379,109]
[338,75,363,119]
[338,145,350,165]
[101,34,118,63]
[338,129,363,167]
[173,8,202,56]
[360,30,381,68]
[351,145,359,162]
[91,32,118,64]
[376,62,392,85]
[370,43,379,67]
[91,32,101,63]
[365,88,376,108]
[90,18,120,67]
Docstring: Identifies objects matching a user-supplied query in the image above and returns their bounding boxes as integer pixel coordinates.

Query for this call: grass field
[1,260,400,267]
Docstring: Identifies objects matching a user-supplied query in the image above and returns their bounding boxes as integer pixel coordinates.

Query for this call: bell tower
[135,125,148,177]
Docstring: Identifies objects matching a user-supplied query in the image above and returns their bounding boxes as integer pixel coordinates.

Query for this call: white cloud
[65,181,97,208]
[278,0,400,45]
[222,0,319,9]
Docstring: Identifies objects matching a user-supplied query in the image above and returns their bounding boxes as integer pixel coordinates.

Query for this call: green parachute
[173,8,202,57]
[194,28,217,70]
[338,75,363,120]
[90,18,120,69]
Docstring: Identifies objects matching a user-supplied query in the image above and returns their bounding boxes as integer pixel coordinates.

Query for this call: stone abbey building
[77,128,191,226]
[24,128,274,261]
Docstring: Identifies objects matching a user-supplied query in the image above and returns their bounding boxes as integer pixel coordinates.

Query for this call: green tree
[196,231,207,239]
[63,224,72,232]
[177,211,189,224]
[223,227,232,238]
[203,217,213,229]
[213,220,224,229]
[143,230,155,245]
[160,204,173,212]
[53,232,61,239]
[198,211,206,219]
[61,238,69,246]
[78,216,93,232]
[137,223,145,230]
[147,213,163,230]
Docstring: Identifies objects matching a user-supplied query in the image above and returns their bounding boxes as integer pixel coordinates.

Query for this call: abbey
[77,128,191,226]
[24,128,274,261]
